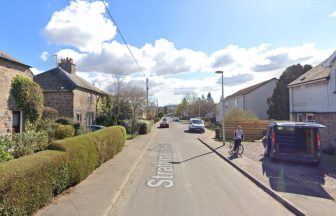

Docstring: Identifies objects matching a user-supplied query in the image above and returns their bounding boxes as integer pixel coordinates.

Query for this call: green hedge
[0,150,70,215]
[0,126,126,215]
[48,126,126,184]
[137,120,153,135]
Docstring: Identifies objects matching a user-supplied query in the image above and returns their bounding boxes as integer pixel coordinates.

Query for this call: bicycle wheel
[238,144,244,156]
[229,142,234,153]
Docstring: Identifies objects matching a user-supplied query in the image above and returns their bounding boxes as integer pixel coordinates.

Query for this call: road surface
[109,122,292,216]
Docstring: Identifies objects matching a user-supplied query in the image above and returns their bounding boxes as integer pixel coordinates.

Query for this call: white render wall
[290,65,336,113]
[245,79,277,119]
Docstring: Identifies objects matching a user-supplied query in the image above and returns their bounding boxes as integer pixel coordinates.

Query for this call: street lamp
[215,70,225,145]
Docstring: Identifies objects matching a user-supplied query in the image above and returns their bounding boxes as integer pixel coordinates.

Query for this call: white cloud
[329,11,336,17]
[43,0,333,105]
[40,51,49,61]
[44,0,116,52]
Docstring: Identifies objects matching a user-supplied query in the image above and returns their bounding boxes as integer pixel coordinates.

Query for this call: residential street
[109,122,292,216]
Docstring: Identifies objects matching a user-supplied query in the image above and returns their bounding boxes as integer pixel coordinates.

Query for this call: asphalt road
[109,122,292,216]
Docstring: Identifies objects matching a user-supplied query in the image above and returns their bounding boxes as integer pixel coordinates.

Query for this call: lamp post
[216,71,225,145]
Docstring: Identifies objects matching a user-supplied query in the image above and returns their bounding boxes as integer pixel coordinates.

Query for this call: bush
[10,75,44,123]
[54,124,75,140]
[137,120,153,135]
[0,131,49,159]
[0,126,126,215]
[55,117,73,125]
[48,126,126,184]
[0,150,70,215]
[154,118,160,123]
[224,108,259,122]
[42,107,59,120]
[95,114,113,126]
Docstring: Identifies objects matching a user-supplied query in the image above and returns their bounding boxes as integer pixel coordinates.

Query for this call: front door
[12,111,21,134]
[86,112,93,126]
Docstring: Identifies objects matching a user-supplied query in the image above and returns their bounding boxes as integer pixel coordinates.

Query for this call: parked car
[173,117,180,122]
[188,118,205,133]
[160,118,169,128]
[87,125,105,132]
[262,122,325,164]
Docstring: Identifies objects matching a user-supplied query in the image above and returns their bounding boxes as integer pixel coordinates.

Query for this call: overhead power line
[100,0,146,78]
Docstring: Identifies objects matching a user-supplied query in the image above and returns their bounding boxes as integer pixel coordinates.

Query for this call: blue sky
[1,0,336,104]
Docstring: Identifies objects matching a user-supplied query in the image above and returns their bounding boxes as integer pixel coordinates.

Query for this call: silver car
[188,118,205,133]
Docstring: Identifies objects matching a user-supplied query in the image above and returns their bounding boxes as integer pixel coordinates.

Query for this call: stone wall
[314,113,336,148]
[0,58,32,135]
[73,89,102,125]
[43,91,74,118]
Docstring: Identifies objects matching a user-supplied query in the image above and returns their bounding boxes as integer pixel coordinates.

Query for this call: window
[234,99,238,108]
[86,112,94,126]
[76,114,82,122]
[306,114,315,122]
[297,113,304,122]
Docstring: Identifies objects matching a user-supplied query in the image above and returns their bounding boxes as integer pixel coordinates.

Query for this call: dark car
[87,125,105,132]
[159,118,169,128]
[262,122,325,164]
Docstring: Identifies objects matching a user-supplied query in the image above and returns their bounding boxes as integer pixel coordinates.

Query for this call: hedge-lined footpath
[0,126,126,215]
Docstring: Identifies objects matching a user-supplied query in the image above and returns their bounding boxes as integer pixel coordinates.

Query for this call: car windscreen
[191,120,203,124]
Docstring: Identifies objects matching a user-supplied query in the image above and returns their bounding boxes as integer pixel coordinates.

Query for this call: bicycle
[228,139,244,157]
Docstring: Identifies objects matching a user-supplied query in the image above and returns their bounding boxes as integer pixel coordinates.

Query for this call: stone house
[216,78,278,121]
[0,51,33,135]
[34,58,107,126]
[288,51,336,148]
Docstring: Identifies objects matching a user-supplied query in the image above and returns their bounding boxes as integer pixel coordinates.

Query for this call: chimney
[58,57,76,75]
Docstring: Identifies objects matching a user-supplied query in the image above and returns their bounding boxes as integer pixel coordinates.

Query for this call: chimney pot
[58,57,76,75]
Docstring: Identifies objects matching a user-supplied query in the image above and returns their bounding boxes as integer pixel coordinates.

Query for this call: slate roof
[0,50,31,67]
[34,67,106,95]
[225,78,278,100]
[288,51,336,87]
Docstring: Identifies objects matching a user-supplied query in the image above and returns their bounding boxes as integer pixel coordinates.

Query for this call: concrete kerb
[197,137,305,216]
[101,127,157,216]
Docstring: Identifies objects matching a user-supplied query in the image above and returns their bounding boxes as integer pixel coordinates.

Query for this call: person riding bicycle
[233,126,244,153]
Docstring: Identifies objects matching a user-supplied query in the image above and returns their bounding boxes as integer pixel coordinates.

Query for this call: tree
[206,92,214,103]
[10,75,44,124]
[267,64,312,120]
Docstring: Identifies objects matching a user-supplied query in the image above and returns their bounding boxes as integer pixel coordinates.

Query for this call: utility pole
[146,78,149,116]
[216,71,225,145]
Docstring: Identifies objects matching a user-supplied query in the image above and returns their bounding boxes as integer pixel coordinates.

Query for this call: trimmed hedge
[137,120,153,135]
[0,150,70,215]
[0,126,126,215]
[54,124,75,140]
[48,126,126,184]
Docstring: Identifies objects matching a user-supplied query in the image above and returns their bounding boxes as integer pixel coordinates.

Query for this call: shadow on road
[170,145,224,164]
[260,157,333,200]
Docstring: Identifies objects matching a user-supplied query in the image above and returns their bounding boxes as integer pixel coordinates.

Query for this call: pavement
[198,128,336,216]
[109,122,291,216]
[35,126,157,216]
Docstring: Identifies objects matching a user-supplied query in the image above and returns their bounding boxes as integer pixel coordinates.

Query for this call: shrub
[224,108,259,122]
[95,114,113,126]
[0,131,49,159]
[48,126,126,184]
[137,120,153,135]
[0,150,70,215]
[154,118,160,123]
[55,117,73,125]
[42,107,59,120]
[10,75,44,123]
[54,124,75,140]
[0,139,13,162]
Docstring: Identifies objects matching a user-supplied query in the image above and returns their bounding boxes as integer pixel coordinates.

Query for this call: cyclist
[233,126,244,154]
